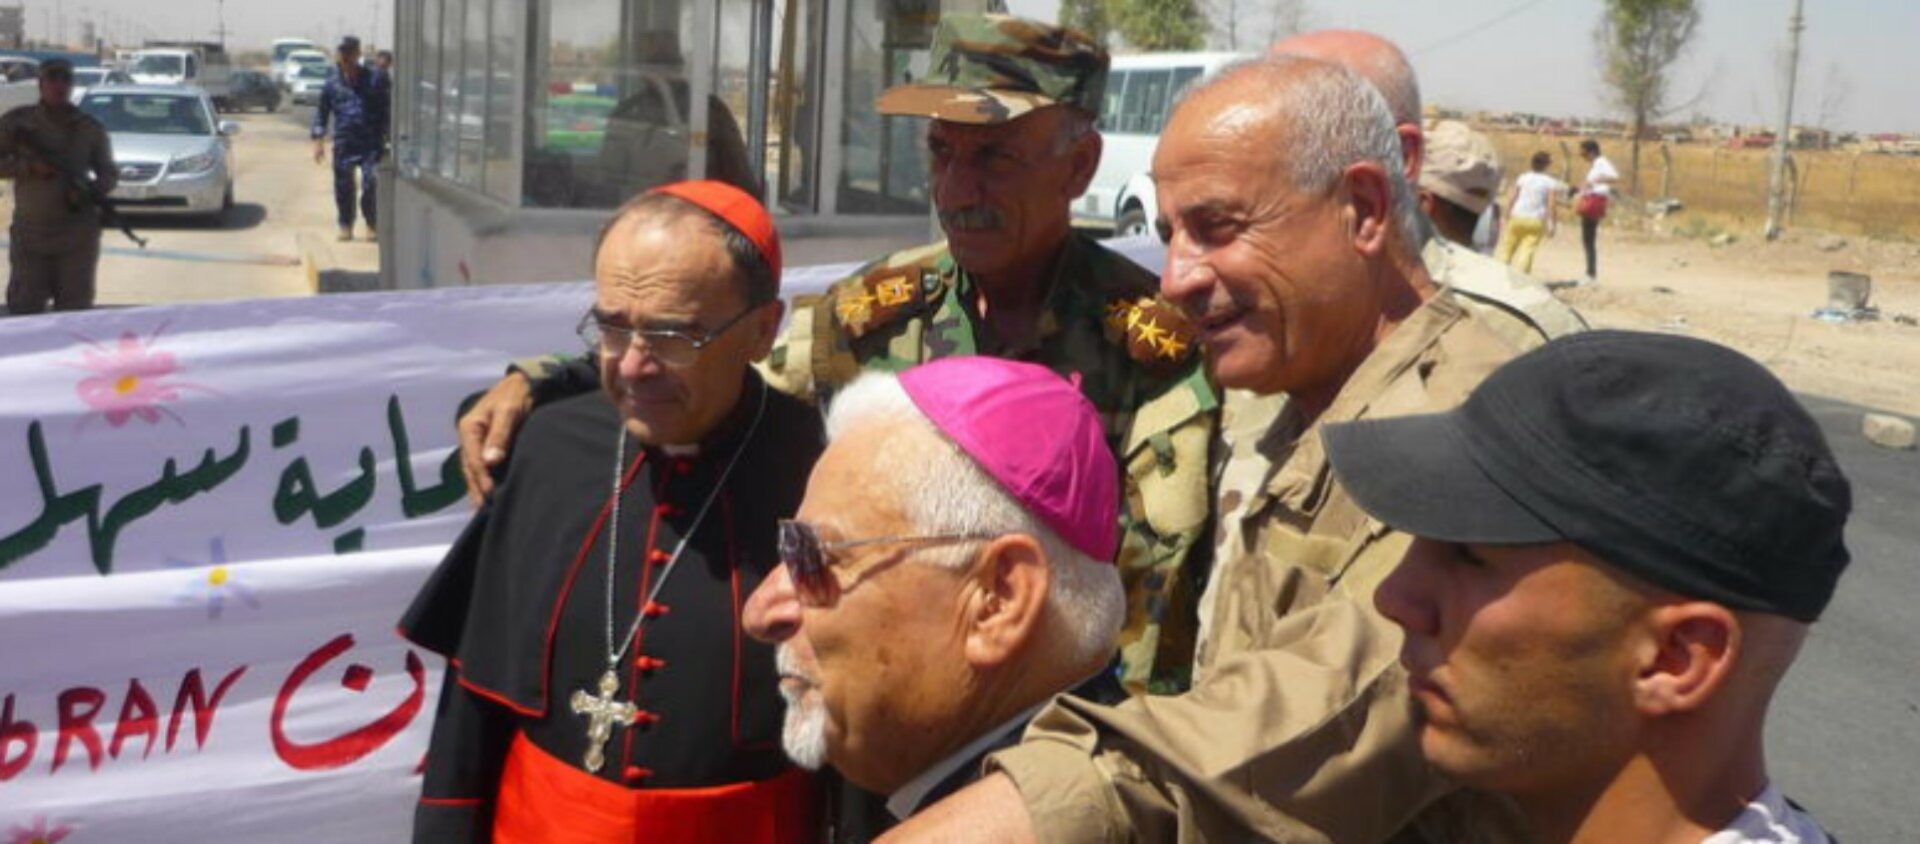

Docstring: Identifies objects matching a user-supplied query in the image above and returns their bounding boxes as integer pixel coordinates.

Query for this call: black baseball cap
[41,59,73,78]
[339,35,362,52]
[1324,330,1852,622]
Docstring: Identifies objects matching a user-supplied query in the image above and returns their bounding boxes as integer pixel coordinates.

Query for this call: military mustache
[940,207,1005,232]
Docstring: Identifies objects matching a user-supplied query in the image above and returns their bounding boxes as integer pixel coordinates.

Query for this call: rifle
[9,120,148,248]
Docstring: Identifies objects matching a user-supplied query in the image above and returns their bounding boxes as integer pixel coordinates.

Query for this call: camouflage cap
[1420,120,1502,215]
[875,14,1107,125]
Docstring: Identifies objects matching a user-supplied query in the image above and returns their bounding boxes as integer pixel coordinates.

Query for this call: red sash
[493,732,819,844]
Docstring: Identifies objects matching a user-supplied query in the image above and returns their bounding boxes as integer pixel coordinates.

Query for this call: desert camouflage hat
[875,14,1107,124]
[1420,120,1502,215]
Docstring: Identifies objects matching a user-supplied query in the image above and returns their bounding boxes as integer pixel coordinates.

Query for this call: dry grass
[1482,129,1920,242]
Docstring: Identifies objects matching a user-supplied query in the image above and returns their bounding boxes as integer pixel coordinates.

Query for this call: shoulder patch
[1104,295,1199,376]
[831,261,942,340]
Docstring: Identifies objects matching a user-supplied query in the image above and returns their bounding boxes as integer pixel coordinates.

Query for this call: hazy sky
[27,0,1918,133]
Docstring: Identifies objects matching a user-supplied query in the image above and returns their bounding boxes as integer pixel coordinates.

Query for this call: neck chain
[605,379,768,669]
[570,379,768,773]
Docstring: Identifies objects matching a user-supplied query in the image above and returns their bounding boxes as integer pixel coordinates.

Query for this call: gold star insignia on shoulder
[1104,295,1199,375]
[835,291,876,328]
[874,273,916,307]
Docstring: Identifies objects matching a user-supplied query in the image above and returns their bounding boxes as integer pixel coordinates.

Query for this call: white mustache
[940,206,1004,231]
[775,645,815,687]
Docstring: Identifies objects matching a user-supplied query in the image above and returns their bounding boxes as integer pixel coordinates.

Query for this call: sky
[21,0,1918,133]
[1009,0,1920,134]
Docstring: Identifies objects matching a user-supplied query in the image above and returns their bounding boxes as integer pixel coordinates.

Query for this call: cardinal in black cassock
[399,181,824,843]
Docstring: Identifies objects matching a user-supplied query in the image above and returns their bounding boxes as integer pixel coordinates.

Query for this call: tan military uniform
[988,291,1537,843]
[763,233,1219,694]
[1192,237,1584,658]
[0,103,116,313]
[1423,236,1587,344]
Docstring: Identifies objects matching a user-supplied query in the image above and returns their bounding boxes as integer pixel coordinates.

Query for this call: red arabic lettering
[270,633,426,771]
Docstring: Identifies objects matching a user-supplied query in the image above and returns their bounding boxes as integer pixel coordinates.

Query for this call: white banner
[0,258,871,842]
[0,284,594,841]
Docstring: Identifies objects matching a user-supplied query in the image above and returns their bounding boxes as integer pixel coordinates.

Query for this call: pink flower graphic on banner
[5,816,72,844]
[64,322,213,429]
[166,537,261,620]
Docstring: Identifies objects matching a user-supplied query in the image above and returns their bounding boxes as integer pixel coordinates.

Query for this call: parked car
[270,37,320,84]
[224,70,281,112]
[1081,52,1246,236]
[0,57,39,113]
[280,50,329,88]
[0,55,40,82]
[288,64,328,106]
[80,85,238,222]
[70,67,133,104]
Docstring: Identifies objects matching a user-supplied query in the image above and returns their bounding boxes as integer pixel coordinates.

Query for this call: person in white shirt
[1495,150,1563,273]
[1577,139,1619,284]
[1329,330,1848,844]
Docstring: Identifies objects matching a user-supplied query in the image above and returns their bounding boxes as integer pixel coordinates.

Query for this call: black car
[223,70,281,112]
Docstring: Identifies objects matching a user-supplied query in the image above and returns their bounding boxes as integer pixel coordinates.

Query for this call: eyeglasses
[577,302,765,368]
[777,519,997,606]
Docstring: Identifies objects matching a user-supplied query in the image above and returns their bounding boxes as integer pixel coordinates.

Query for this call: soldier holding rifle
[0,58,120,315]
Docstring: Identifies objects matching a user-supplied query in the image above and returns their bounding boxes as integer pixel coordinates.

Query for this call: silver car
[289,64,328,106]
[80,85,239,221]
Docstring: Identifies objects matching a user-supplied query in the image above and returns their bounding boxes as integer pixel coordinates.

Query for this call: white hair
[823,372,1125,672]
[1181,55,1425,262]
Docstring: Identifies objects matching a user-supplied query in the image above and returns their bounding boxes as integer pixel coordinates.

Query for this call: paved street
[1766,395,1920,843]
[2,102,378,307]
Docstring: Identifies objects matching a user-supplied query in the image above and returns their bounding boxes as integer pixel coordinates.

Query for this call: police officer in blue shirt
[311,36,389,242]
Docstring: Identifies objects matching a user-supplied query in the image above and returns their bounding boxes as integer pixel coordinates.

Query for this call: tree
[1061,0,1115,49]
[1210,0,1309,51]
[1112,0,1208,51]
[1594,0,1702,194]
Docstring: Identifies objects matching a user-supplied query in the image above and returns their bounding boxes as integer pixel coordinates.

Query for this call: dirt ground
[1518,218,1920,418]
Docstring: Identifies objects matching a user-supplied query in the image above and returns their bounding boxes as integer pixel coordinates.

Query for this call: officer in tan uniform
[1201,30,1587,662]
[884,56,1536,844]
[0,59,117,314]
[455,14,1218,696]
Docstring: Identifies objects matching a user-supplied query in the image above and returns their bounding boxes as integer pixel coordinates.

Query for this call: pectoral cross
[569,669,639,773]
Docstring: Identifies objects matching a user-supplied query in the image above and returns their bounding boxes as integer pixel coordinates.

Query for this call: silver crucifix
[569,669,639,773]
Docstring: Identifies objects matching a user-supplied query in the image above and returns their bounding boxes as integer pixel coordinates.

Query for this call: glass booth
[387,0,994,287]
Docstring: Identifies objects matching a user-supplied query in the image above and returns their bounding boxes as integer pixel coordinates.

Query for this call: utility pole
[1764,0,1805,241]
[215,0,228,48]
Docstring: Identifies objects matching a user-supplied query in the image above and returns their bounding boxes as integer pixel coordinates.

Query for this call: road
[2,102,377,307]
[1767,395,1920,843]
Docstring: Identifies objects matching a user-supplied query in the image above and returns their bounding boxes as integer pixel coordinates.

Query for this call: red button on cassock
[647,548,671,564]
[635,656,668,672]
[623,765,653,783]
[673,459,695,476]
[642,601,671,618]
[633,710,662,726]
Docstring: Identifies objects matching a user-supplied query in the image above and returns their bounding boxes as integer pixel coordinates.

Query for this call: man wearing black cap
[0,58,116,314]
[1326,330,1848,844]
[311,36,388,242]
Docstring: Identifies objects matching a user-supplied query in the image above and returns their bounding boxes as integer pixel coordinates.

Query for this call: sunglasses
[777,519,996,606]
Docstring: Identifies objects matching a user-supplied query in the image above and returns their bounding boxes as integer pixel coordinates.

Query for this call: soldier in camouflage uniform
[459,14,1219,696]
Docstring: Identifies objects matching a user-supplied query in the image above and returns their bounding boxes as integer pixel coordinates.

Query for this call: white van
[1078,52,1246,236]
[270,38,320,84]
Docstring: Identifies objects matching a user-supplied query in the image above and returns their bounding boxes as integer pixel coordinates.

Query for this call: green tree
[1060,0,1114,48]
[1594,0,1702,194]
[1113,0,1208,51]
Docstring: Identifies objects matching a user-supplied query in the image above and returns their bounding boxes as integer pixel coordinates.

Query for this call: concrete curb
[296,230,382,293]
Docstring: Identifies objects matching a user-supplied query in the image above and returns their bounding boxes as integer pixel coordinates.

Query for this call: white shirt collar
[1701,781,1832,844]
[885,704,1045,821]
